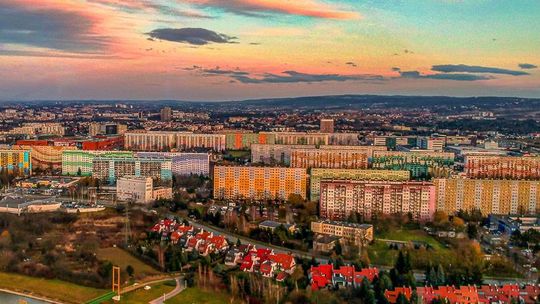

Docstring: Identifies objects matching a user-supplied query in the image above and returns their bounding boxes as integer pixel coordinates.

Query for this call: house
[309,264,378,290]
[269,253,296,273]
[151,219,178,234]
[332,266,355,287]
[313,235,340,254]
[385,287,413,303]
[170,225,193,244]
[225,248,244,266]
[353,267,379,287]
[309,264,333,290]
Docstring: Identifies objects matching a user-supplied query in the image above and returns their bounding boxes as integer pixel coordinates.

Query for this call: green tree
[126,265,134,277]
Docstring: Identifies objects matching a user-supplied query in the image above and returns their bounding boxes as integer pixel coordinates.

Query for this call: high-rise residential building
[92,155,172,184]
[320,119,335,133]
[319,180,436,221]
[160,107,172,121]
[89,122,127,136]
[136,152,209,176]
[124,131,226,152]
[371,150,455,179]
[464,155,540,180]
[0,149,32,176]
[319,145,387,157]
[373,136,417,148]
[310,168,410,201]
[213,166,308,200]
[224,132,276,150]
[269,132,329,146]
[251,144,317,165]
[311,220,374,246]
[290,148,369,169]
[434,178,540,216]
[62,150,134,176]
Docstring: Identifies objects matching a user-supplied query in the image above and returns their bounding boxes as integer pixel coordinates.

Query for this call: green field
[111,281,175,304]
[97,247,162,279]
[167,287,236,304]
[369,229,450,267]
[376,229,445,250]
[0,272,107,304]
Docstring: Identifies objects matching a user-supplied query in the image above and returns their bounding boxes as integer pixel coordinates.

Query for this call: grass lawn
[369,228,451,267]
[166,287,236,304]
[0,271,107,304]
[109,281,175,304]
[376,229,445,250]
[97,247,161,279]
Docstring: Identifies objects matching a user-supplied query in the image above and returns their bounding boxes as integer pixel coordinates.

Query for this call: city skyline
[0,0,539,100]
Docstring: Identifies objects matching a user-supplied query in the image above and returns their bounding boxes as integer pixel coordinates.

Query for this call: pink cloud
[184,0,361,20]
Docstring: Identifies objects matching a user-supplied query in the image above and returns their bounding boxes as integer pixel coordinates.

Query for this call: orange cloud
[184,0,361,19]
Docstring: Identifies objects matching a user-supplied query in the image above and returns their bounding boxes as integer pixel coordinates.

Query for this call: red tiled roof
[269,253,295,270]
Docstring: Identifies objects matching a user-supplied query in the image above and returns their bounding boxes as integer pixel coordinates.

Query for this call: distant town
[0,96,539,303]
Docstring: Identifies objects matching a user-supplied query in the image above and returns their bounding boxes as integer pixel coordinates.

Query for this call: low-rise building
[311,220,374,247]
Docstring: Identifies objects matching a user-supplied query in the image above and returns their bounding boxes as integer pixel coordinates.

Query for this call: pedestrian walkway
[148,277,185,304]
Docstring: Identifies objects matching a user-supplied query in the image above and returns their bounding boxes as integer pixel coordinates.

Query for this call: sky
[0,0,539,101]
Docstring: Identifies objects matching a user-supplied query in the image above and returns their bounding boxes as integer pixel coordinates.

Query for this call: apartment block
[371,150,455,178]
[124,131,226,152]
[10,123,65,136]
[311,220,374,246]
[136,152,209,176]
[213,166,308,200]
[92,155,172,184]
[116,176,153,203]
[310,168,410,201]
[464,155,540,179]
[269,132,329,145]
[290,148,369,169]
[251,144,316,165]
[89,122,127,136]
[224,132,276,150]
[0,149,32,176]
[434,178,540,216]
[62,150,134,176]
[319,180,436,221]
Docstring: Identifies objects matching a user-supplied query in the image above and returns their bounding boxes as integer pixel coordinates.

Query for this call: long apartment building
[10,123,65,136]
[251,144,316,165]
[271,132,329,145]
[213,166,308,200]
[92,155,172,184]
[290,148,369,169]
[311,220,374,246]
[0,149,32,176]
[310,168,410,201]
[136,152,209,176]
[224,132,276,150]
[319,180,436,221]
[251,144,386,166]
[124,131,226,152]
[14,144,76,170]
[434,178,540,216]
[371,150,455,178]
[464,155,540,180]
[62,150,134,176]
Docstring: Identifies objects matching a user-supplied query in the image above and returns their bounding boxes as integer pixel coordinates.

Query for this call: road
[148,277,185,304]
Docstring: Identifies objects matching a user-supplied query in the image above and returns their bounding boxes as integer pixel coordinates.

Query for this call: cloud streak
[0,1,110,53]
[399,70,492,81]
[432,64,529,76]
[183,0,360,19]
[147,28,237,45]
[519,63,537,69]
